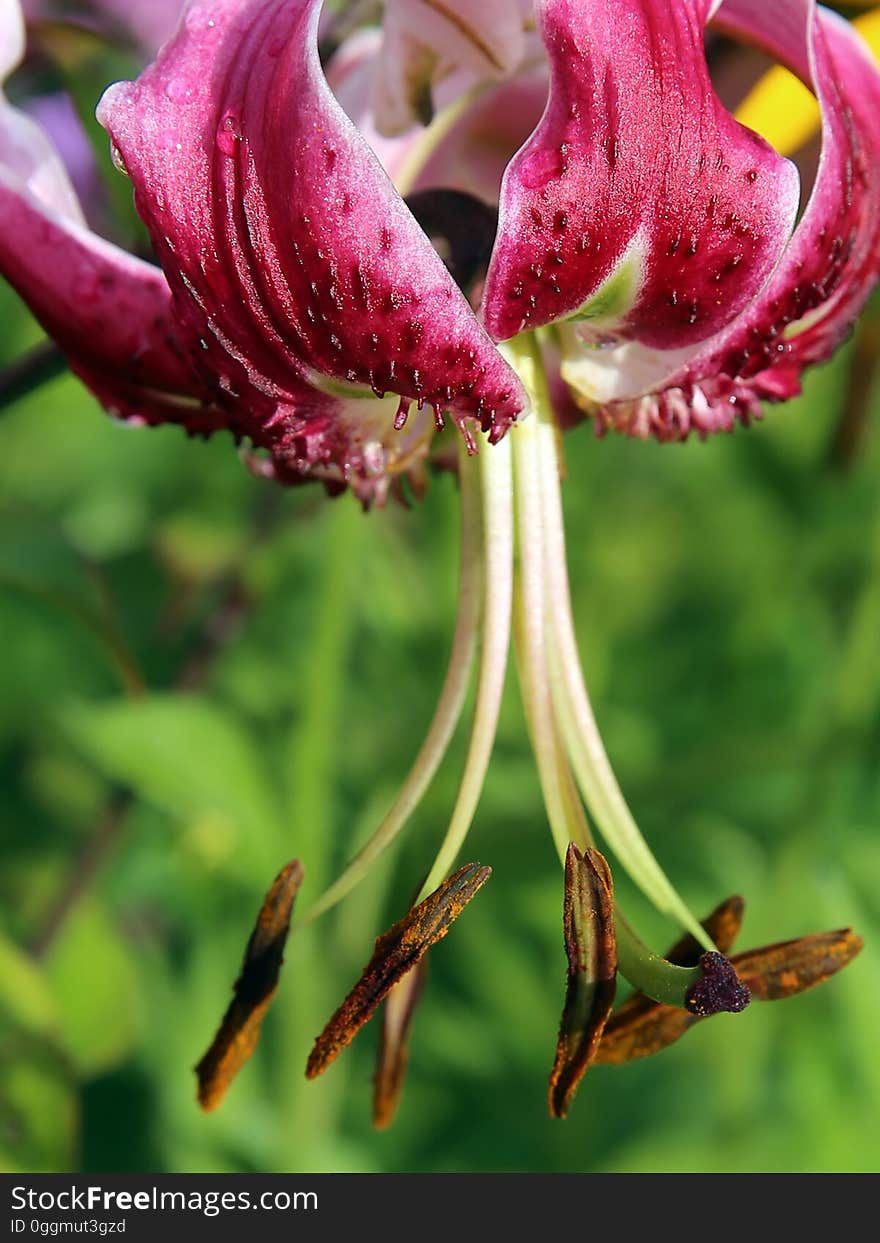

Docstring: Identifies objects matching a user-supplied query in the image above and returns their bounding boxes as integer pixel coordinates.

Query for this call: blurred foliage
[2,8,880,1176]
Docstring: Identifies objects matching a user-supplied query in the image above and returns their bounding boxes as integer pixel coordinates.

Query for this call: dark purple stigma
[685,952,751,1016]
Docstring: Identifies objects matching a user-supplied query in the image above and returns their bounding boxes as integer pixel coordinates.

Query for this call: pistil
[517,332,715,950]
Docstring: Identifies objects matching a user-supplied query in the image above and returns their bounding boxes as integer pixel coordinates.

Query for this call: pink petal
[372,7,440,137]
[21,0,183,53]
[386,0,528,79]
[415,65,548,207]
[2,0,86,221]
[705,0,880,384]
[482,0,801,350]
[375,0,530,136]
[327,27,425,187]
[1,0,210,426]
[98,0,526,464]
[589,0,880,440]
[333,24,546,210]
[2,0,25,79]
[0,183,214,423]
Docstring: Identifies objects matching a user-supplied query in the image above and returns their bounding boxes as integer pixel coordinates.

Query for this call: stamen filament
[417,430,515,900]
[510,404,592,865]
[526,338,713,951]
[299,441,483,926]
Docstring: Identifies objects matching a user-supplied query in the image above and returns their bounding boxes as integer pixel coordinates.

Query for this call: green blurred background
[2,7,880,1175]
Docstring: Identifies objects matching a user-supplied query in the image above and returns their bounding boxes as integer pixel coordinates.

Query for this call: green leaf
[0,1046,77,1173]
[62,694,285,881]
[0,935,58,1036]
[43,898,143,1077]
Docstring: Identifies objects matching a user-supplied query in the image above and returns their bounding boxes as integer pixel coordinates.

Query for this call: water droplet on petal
[520,146,566,191]
[110,144,129,176]
[186,8,220,33]
[216,112,242,157]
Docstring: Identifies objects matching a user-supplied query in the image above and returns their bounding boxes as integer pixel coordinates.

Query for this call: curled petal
[374,0,530,136]
[486,0,880,444]
[0,0,212,427]
[483,0,800,349]
[326,27,425,186]
[98,0,526,486]
[387,0,529,81]
[1,0,24,77]
[595,0,880,441]
[2,0,86,221]
[0,192,215,423]
[372,6,439,136]
[702,1,880,385]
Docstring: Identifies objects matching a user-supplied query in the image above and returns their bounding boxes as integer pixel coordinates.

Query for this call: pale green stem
[417,432,514,900]
[508,339,704,1003]
[509,366,592,865]
[298,443,483,926]
[525,341,713,951]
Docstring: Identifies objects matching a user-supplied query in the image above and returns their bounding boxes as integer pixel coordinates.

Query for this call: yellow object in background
[735,9,880,155]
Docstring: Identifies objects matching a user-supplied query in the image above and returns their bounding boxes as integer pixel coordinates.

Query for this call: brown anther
[595,898,863,1067]
[195,859,304,1112]
[306,862,491,1080]
[548,844,617,1119]
[593,992,699,1065]
[373,959,429,1131]
[733,928,863,1000]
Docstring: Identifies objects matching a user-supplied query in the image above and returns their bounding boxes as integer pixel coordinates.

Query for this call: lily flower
[1,0,877,1120]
